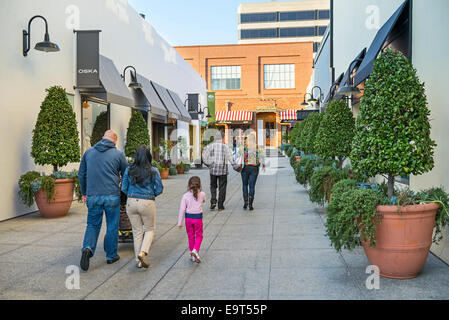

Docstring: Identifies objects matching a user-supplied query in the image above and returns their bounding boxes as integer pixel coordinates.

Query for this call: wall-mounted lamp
[121,66,142,89]
[301,93,313,106]
[197,103,212,119]
[308,86,323,104]
[336,58,363,96]
[23,15,60,57]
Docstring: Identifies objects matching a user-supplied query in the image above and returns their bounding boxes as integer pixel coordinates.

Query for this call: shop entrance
[81,98,109,155]
[265,122,275,147]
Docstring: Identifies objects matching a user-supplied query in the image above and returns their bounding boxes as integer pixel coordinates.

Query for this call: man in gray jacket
[78,130,128,271]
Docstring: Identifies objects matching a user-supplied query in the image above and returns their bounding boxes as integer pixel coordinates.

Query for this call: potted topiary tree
[350,49,441,278]
[22,86,81,218]
[315,99,355,169]
[124,110,151,159]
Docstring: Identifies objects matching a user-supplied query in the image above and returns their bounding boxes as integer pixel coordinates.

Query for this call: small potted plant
[19,86,81,218]
[153,139,173,179]
[176,161,185,174]
[348,49,442,278]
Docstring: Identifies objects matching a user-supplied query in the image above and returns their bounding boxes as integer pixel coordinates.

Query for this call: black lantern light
[308,86,323,104]
[301,93,313,106]
[121,66,142,89]
[336,58,363,96]
[23,15,60,56]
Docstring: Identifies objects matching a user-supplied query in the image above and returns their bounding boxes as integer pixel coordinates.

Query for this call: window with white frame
[211,66,241,90]
[264,64,295,89]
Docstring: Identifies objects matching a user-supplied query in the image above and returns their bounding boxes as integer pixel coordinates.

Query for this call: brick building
[174,42,313,148]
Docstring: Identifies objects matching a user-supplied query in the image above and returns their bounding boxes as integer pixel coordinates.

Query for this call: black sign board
[187,94,199,113]
[297,109,319,121]
[76,30,101,88]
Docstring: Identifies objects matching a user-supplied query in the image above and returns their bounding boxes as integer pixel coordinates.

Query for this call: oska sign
[75,30,100,88]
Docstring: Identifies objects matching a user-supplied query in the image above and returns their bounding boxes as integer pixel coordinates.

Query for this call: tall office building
[238,0,330,52]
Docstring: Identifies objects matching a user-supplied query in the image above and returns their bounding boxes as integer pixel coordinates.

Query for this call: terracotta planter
[295,156,301,162]
[159,168,169,179]
[177,167,185,174]
[34,179,74,218]
[361,202,439,279]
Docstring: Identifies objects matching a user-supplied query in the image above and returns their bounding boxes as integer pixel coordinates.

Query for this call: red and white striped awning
[215,111,253,122]
[279,110,297,121]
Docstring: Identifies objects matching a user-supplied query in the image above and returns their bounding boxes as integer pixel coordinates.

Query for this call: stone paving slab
[0,156,448,300]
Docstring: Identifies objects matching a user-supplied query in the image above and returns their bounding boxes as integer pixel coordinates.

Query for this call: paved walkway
[0,155,448,300]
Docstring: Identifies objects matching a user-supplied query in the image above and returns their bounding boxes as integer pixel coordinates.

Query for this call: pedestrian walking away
[78,130,128,271]
[121,145,164,269]
[202,130,240,211]
[178,176,206,263]
[239,133,265,211]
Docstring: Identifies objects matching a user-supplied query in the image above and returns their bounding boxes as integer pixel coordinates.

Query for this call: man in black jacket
[78,130,128,271]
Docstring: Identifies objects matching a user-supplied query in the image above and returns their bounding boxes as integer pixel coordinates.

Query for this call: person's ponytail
[188,176,202,201]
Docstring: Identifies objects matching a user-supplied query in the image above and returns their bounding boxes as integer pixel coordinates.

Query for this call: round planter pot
[361,202,439,279]
[159,168,169,179]
[34,179,74,219]
[295,156,301,162]
[177,168,185,174]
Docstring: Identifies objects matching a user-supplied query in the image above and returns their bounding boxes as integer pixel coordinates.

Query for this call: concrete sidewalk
[0,156,448,300]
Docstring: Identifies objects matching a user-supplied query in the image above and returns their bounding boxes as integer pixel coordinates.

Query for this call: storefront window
[264,64,295,89]
[81,100,109,154]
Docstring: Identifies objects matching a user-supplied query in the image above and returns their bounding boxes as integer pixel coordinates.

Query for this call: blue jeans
[241,165,259,198]
[82,195,121,260]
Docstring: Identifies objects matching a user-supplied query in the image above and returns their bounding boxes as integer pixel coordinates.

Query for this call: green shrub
[294,156,336,187]
[303,113,323,154]
[325,187,387,252]
[315,99,355,169]
[90,111,108,147]
[18,170,82,207]
[294,118,308,153]
[125,110,151,159]
[309,166,348,206]
[31,86,80,172]
[350,49,436,198]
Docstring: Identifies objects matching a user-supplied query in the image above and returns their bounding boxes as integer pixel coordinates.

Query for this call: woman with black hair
[121,145,164,269]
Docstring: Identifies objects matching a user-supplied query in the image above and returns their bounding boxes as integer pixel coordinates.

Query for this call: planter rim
[54,178,74,184]
[376,202,440,214]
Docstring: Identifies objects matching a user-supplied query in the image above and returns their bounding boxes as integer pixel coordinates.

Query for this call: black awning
[167,89,192,122]
[78,55,134,107]
[339,48,367,88]
[135,73,167,118]
[151,81,182,120]
[354,0,409,86]
[323,72,344,104]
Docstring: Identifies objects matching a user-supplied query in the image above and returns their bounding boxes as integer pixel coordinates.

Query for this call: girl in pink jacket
[178,176,206,263]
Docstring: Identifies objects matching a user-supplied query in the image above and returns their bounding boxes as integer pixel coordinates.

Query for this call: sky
[127,0,298,46]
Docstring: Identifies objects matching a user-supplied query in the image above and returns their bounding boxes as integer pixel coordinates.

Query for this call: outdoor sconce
[198,104,212,119]
[336,58,363,96]
[301,93,313,106]
[121,66,142,89]
[308,86,323,104]
[23,15,60,57]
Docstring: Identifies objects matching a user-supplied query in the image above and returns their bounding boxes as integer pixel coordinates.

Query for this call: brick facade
[175,42,314,147]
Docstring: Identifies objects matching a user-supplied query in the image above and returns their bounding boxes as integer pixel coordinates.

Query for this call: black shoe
[80,248,93,271]
[210,203,217,210]
[218,206,225,212]
[249,196,254,211]
[243,195,249,210]
[107,255,120,264]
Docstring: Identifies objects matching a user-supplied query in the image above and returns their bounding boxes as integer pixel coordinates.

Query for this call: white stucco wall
[410,0,449,264]
[333,0,404,79]
[0,0,206,221]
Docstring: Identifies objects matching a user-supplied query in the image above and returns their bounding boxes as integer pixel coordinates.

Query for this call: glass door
[265,122,275,147]
[81,99,109,155]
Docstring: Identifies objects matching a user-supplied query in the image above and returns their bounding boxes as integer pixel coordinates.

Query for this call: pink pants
[185,218,203,252]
